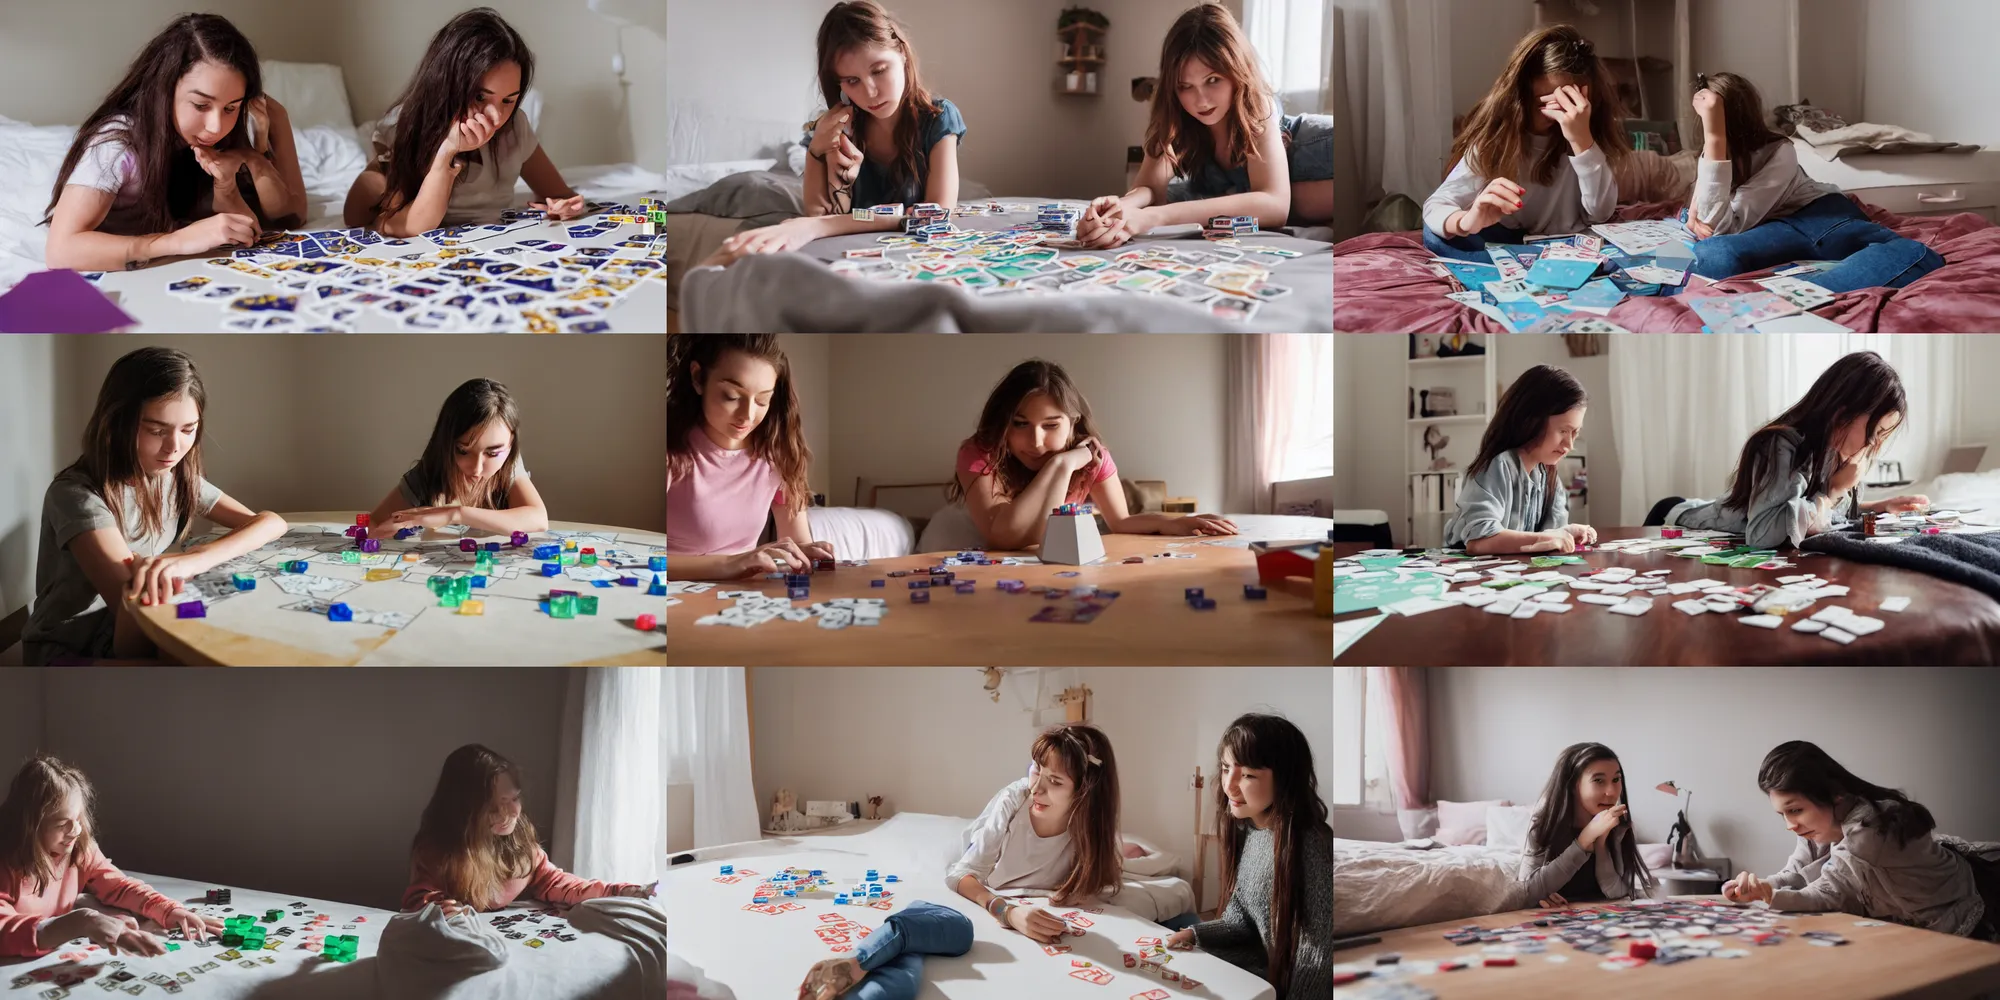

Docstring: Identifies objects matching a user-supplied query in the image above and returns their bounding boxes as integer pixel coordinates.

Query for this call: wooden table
[1333,528,2000,665]
[136,512,667,666]
[1341,897,2000,999]
[668,534,1331,665]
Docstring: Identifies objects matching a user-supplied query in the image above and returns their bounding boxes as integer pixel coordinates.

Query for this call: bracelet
[987,897,1012,922]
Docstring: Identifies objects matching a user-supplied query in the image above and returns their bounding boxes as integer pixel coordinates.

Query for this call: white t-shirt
[372,105,540,225]
[63,114,263,236]
[945,777,1079,896]
[1422,133,1618,237]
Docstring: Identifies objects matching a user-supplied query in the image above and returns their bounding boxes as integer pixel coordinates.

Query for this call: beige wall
[750,666,1331,912]
[777,333,835,501]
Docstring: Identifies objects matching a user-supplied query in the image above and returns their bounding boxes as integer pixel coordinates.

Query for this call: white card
[1739,614,1784,629]
[1792,619,1828,633]
[1879,595,1911,613]
[1754,275,1837,310]
[1608,597,1654,616]
[1821,626,1856,645]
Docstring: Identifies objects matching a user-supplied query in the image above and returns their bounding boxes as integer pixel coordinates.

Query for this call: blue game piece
[1185,587,1205,600]
[649,555,668,572]
[789,586,809,600]
[911,590,929,603]
[910,580,929,589]
[1191,597,1217,609]
[542,562,562,577]
[328,602,353,622]
[396,527,415,539]
[534,544,560,560]
[1244,585,1268,599]
[886,875,899,882]
[485,541,499,551]
[471,575,487,588]
[619,577,639,586]
[810,870,823,876]
[647,576,668,596]
[872,579,886,588]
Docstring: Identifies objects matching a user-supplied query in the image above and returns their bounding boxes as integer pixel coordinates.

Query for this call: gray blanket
[1800,530,2000,600]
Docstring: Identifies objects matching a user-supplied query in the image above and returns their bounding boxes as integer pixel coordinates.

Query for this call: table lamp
[1657,781,1701,867]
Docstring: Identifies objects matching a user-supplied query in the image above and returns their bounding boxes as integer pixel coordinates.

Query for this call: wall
[1430,667,2000,881]
[1959,335,2000,471]
[1864,0,2000,146]
[0,338,61,627]
[1688,0,1791,108]
[1447,0,1534,122]
[777,334,835,502]
[749,666,1331,912]
[821,334,1229,512]
[1337,333,1415,543]
[1796,0,1866,122]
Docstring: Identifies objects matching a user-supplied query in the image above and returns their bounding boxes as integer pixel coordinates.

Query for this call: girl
[1722,741,2000,940]
[363,378,550,539]
[1164,714,1332,1000]
[924,360,1238,553]
[23,347,286,665]
[792,902,974,1000]
[1514,742,1655,910]
[404,744,655,913]
[344,8,588,236]
[42,14,307,272]
[1076,3,1332,249]
[709,1,965,258]
[1661,352,1929,550]
[1683,73,1945,292]
[1442,364,1596,555]
[0,754,222,958]
[948,724,1123,945]
[1421,25,1627,263]
[664,335,833,581]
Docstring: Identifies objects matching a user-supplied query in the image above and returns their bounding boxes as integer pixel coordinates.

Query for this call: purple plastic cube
[871,579,886,588]
[955,581,975,594]
[175,600,206,619]
[360,538,380,553]
[789,586,809,600]
[511,531,529,546]
[911,590,930,604]
[618,576,639,586]
[1185,587,1205,600]
[460,539,476,552]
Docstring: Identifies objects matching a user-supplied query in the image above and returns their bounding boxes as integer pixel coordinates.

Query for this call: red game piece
[356,513,370,526]
[1629,940,1657,959]
[636,614,657,631]
[1482,956,1516,967]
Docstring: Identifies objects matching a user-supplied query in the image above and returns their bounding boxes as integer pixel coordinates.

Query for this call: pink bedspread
[1333,196,2000,332]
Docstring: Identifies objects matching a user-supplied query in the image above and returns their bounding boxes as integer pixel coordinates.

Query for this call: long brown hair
[665,335,811,515]
[1466,365,1587,530]
[1758,741,1936,848]
[65,346,207,543]
[403,378,523,510]
[375,8,535,221]
[1144,3,1273,178]
[944,360,1103,506]
[1694,72,1788,195]
[43,13,263,231]
[411,744,541,911]
[816,1,941,206]
[1030,724,1122,906]
[1212,715,1330,999]
[0,754,99,896]
[1451,24,1629,187]
[1719,352,1905,517]
[1526,742,1657,898]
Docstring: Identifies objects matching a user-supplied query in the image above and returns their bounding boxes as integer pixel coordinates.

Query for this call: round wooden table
[1334,527,2000,665]
[668,532,1332,666]
[135,512,667,666]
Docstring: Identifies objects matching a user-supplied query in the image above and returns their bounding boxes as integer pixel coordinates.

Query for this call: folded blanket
[1799,530,2000,599]
[570,896,669,1000]
[376,902,510,1000]
[1794,121,1981,160]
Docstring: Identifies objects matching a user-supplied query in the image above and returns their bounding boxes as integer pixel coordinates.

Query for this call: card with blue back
[1524,257,1600,291]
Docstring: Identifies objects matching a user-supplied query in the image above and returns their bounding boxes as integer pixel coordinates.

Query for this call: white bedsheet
[1334,837,1527,936]
[0,870,657,999]
[668,815,1272,1000]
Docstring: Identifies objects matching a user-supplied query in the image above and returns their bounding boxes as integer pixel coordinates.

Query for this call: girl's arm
[242,97,308,227]
[119,492,288,617]
[1692,141,1807,236]
[946,779,1027,909]
[1571,144,1617,224]
[771,500,836,564]
[1765,837,1820,890]
[524,850,625,906]
[1126,113,1292,233]
[364,484,413,539]
[1464,530,1567,555]
[519,145,587,218]
[450,475,551,535]
[65,527,153,660]
[78,850,182,927]
[1741,437,1834,550]
[42,185,248,273]
[373,155,463,238]
[919,134,961,209]
[961,451,1092,551]
[1421,157,1488,239]
[1514,840,1594,909]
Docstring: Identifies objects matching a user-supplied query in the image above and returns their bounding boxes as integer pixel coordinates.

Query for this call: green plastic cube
[559,553,578,566]
[453,576,471,599]
[342,551,360,564]
[551,594,577,619]
[264,909,282,922]
[578,595,599,615]
[580,554,597,566]
[441,593,462,608]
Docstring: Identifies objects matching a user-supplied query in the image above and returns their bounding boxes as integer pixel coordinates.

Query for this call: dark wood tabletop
[1334,527,2000,665]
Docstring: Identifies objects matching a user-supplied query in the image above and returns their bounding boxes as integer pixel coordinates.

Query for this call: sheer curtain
[559,668,668,885]
[1367,666,1432,839]
[664,667,760,848]
[1225,334,1334,514]
[1246,0,1333,114]
[1332,0,1448,219]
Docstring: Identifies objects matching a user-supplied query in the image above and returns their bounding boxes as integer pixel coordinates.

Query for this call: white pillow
[0,118,80,229]
[260,60,355,132]
[1436,798,1510,846]
[1486,804,1534,855]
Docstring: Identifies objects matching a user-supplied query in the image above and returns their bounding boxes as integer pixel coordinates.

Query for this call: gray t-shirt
[371,105,541,226]
[1443,449,1570,548]
[25,467,220,663]
[397,460,531,509]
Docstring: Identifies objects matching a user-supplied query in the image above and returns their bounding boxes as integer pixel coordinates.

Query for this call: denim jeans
[1423,222,1527,262]
[843,901,974,1000]
[1689,193,1945,292]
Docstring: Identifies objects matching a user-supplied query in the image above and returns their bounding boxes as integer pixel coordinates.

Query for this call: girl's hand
[1876,494,1930,513]
[440,108,504,160]
[828,133,863,187]
[530,194,588,221]
[1726,873,1773,905]
[433,897,471,917]
[797,956,866,1000]
[1005,903,1069,944]
[1688,218,1716,240]
[1579,802,1627,851]
[729,539,814,578]
[1166,928,1197,951]
[1168,514,1239,537]
[1057,436,1100,473]
[809,109,854,159]
[164,212,262,256]
[1465,178,1526,232]
[1538,891,1570,908]
[125,551,207,607]
[800,540,836,565]
[1522,529,1575,554]
[1692,88,1722,126]
[1541,85,1594,151]
[191,145,246,187]
[73,910,166,957]
[616,881,659,899]
[1830,455,1865,495]
[1563,523,1598,546]
[720,217,823,257]
[162,907,224,943]
[1077,195,1127,243]
[383,505,459,531]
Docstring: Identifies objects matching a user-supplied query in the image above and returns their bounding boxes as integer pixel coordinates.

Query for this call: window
[1333,666,1388,807]
[1279,333,1334,482]
[1246,0,1329,109]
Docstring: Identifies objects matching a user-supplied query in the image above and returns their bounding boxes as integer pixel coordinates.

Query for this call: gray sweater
[1515,821,1637,908]
[1443,449,1569,549]
[1667,428,1848,550]
[1764,798,1995,937]
[1191,825,1331,1000]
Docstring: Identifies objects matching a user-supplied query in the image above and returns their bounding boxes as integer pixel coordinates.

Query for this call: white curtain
[561,668,668,885]
[1332,0,1447,220]
[1247,0,1334,114]
[1613,335,1964,524]
[664,667,760,848]
[1226,335,1334,514]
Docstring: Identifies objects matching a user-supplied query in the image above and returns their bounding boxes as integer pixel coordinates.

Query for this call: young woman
[1421,25,1628,263]
[708,1,964,260]
[403,744,654,913]
[1442,364,1596,554]
[1722,742,2000,940]
[42,14,307,271]
[791,902,975,1000]
[1683,72,1945,292]
[948,724,1122,945]
[1515,742,1655,909]
[1661,352,1930,549]
[664,334,832,581]
[23,347,286,665]
[920,360,1237,552]
[363,378,549,539]
[344,8,587,236]
[1076,3,1332,249]
[1165,714,1331,1000]
[0,754,223,958]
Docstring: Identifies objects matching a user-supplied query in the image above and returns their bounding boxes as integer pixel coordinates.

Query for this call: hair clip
[1087,753,1102,766]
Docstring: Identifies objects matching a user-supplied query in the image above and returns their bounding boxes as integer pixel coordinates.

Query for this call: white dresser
[1791,137,2000,224]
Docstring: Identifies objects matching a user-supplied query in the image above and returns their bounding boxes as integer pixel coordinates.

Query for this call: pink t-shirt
[955,439,1118,505]
[666,426,784,555]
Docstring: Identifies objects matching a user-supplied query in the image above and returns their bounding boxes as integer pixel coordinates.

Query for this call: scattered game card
[1880,595,1911,613]
[1754,275,1837,310]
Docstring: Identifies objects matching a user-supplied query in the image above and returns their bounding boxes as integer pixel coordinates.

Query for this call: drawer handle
[1918,190,1965,204]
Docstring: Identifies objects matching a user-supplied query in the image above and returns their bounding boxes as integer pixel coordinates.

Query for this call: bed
[665,813,1272,1000]
[1333,195,2000,332]
[0,870,661,999]
[1334,837,1528,938]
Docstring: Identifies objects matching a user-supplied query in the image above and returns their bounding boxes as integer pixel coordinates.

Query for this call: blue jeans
[844,901,974,1000]
[1689,193,1945,292]
[1423,223,1526,262]
[1158,910,1201,932]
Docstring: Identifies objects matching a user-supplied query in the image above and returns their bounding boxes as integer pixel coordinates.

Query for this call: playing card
[1754,275,1837,310]
[1208,295,1260,323]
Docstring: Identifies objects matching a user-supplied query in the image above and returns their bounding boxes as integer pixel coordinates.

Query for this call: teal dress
[850,97,967,209]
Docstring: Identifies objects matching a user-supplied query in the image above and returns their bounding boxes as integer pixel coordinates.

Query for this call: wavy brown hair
[411,744,541,911]
[816,0,941,207]
[1465,365,1587,531]
[1144,3,1274,179]
[1213,715,1329,999]
[1030,724,1122,906]
[1718,352,1904,518]
[944,360,1103,506]
[403,378,523,510]
[1452,24,1628,187]
[0,755,99,896]
[666,335,811,516]
[1693,72,1788,196]
[375,8,535,222]
[1526,742,1657,898]
[65,346,207,543]
[43,13,264,231]
[1758,740,1936,848]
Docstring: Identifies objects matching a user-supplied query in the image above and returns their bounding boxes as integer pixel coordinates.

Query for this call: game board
[77,200,669,333]
[136,514,667,666]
